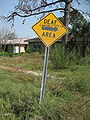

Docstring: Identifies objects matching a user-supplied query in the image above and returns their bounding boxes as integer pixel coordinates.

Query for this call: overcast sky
[0,0,90,38]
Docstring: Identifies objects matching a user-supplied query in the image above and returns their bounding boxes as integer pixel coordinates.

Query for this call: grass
[0,52,90,120]
[0,52,43,71]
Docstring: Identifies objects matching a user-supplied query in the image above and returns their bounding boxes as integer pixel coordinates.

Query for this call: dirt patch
[0,65,41,76]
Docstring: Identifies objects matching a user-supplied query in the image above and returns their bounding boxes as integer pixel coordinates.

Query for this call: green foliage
[26,46,39,53]
[0,52,9,56]
[50,45,85,70]
[50,45,68,69]
[69,11,90,57]
[58,17,64,23]
[75,80,88,93]
[0,54,90,120]
[26,45,44,54]
[67,79,89,94]
[26,46,33,53]
[0,52,13,57]
[70,11,86,27]
[0,51,25,57]
[71,21,90,42]
[70,11,90,50]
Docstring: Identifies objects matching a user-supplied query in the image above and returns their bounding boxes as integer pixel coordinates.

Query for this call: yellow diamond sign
[32,13,68,47]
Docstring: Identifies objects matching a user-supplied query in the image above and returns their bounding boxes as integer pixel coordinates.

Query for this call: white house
[5,39,28,53]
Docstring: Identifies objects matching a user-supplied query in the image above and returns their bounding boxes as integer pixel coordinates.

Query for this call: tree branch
[17,0,66,13]
[75,0,80,5]
[5,8,64,20]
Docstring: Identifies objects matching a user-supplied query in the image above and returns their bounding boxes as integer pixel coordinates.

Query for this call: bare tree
[0,26,10,39]
[3,0,89,18]
[0,26,10,51]
[0,26,17,51]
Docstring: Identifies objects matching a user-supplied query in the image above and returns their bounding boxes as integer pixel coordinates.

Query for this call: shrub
[66,79,89,94]
[0,52,9,56]
[66,49,82,65]
[26,46,33,53]
[50,45,87,69]
[50,45,68,69]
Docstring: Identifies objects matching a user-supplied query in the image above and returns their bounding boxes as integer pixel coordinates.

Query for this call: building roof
[24,37,40,43]
[24,37,62,43]
[6,38,28,45]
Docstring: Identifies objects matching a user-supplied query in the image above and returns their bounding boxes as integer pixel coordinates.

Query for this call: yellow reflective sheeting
[32,13,68,47]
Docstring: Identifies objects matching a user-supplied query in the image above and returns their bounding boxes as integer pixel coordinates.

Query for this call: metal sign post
[40,47,50,103]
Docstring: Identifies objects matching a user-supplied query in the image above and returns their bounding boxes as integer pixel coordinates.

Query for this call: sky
[0,0,90,38]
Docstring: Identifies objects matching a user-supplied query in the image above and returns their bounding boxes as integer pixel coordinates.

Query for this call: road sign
[32,13,68,103]
[32,13,68,47]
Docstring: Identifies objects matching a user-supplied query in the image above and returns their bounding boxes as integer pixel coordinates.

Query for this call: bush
[26,46,39,53]
[66,49,83,65]
[66,79,89,94]
[0,52,13,57]
[26,46,33,53]
[50,45,68,69]
[0,51,25,57]
[50,45,87,69]
[0,52,9,56]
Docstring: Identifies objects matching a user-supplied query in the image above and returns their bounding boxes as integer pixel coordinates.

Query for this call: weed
[0,53,90,120]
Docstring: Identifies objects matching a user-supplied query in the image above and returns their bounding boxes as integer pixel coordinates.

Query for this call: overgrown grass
[50,45,90,69]
[0,52,43,71]
[0,52,90,120]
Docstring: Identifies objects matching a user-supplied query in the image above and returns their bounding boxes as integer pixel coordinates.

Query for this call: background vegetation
[0,51,90,120]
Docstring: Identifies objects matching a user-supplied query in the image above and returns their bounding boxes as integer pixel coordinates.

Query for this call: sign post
[32,13,68,103]
[40,47,50,102]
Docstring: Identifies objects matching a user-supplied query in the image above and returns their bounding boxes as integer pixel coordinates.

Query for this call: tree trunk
[63,0,71,45]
